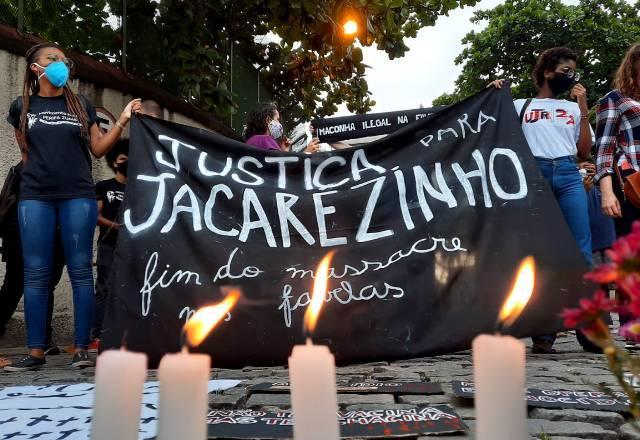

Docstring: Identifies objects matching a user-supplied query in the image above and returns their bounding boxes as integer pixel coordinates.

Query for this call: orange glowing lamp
[342,18,358,36]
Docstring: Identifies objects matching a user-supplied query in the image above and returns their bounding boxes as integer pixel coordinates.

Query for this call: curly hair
[244,102,278,140]
[105,139,129,172]
[19,43,89,153]
[613,42,640,99]
[532,47,578,89]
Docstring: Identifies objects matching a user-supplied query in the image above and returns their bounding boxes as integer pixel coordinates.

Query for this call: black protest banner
[451,381,631,412]
[312,106,446,142]
[101,86,591,368]
[249,381,443,395]
[207,407,466,438]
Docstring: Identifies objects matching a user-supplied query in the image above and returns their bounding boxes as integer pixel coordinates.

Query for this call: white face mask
[268,120,284,140]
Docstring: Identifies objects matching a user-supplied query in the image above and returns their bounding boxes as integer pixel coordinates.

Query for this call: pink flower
[562,290,615,329]
[561,308,585,328]
[620,320,640,342]
[579,290,616,313]
[585,221,640,285]
[618,273,640,299]
[585,264,619,284]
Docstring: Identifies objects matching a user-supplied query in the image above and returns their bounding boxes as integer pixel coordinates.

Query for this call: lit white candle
[157,347,210,440]
[91,348,147,440]
[473,256,535,440]
[156,290,240,440]
[473,334,527,440]
[289,253,340,440]
[289,339,340,440]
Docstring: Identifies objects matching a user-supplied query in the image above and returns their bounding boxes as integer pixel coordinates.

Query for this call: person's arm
[594,94,622,217]
[330,141,351,150]
[305,138,321,153]
[96,200,120,229]
[578,161,595,191]
[89,99,141,158]
[576,117,593,161]
[14,129,27,163]
[599,175,621,217]
[570,84,592,161]
[9,100,27,163]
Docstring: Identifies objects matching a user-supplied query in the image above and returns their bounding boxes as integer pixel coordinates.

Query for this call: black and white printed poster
[451,381,631,412]
[101,86,591,367]
[207,407,467,438]
[249,381,443,395]
[312,106,446,142]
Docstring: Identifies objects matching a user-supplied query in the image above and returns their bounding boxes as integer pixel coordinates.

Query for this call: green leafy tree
[2,0,480,125]
[432,0,640,107]
[143,0,480,124]
[0,0,118,61]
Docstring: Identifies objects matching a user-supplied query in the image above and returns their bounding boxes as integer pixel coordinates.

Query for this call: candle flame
[498,256,535,329]
[343,19,358,36]
[303,252,334,335]
[183,289,240,347]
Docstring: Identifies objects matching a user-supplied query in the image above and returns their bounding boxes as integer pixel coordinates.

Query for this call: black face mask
[548,72,575,95]
[116,161,128,177]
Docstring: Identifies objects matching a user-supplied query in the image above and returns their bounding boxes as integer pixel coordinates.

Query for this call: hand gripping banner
[101,86,591,367]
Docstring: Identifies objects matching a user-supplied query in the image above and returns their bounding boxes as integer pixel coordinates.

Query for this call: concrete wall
[0,49,206,348]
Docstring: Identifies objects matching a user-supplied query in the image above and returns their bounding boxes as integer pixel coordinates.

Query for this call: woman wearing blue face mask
[5,43,141,371]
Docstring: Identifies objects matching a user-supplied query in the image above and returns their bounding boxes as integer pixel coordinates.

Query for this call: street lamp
[342,18,358,37]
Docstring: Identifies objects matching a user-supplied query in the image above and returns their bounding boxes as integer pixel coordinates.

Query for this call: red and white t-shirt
[514,98,594,159]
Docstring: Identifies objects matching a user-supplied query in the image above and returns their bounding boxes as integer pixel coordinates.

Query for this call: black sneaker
[531,344,557,354]
[44,344,61,356]
[5,355,46,371]
[71,351,93,368]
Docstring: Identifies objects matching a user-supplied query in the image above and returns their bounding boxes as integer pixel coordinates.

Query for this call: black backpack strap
[519,98,533,125]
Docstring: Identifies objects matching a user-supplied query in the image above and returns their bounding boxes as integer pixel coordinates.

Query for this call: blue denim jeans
[532,156,592,348]
[534,156,592,266]
[19,198,97,350]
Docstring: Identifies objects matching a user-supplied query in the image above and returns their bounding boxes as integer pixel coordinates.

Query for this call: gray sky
[337,0,502,115]
[339,0,592,115]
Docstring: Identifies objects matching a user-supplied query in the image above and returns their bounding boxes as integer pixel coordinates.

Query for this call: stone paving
[1,331,639,439]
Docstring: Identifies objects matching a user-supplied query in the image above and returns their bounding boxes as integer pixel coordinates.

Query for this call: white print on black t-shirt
[524,108,576,125]
[107,190,125,203]
[27,113,37,129]
[27,111,82,129]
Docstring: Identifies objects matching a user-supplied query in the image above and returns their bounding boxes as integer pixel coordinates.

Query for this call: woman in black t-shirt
[5,43,141,371]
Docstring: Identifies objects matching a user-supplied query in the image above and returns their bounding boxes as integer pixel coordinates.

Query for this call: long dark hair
[244,102,278,140]
[19,43,89,152]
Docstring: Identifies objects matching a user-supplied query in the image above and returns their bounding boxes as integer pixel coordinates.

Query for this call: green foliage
[2,0,480,126]
[433,0,640,107]
[0,0,117,62]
